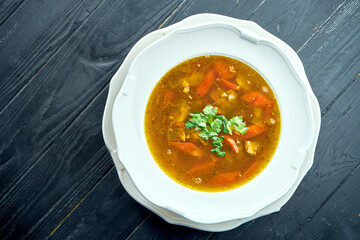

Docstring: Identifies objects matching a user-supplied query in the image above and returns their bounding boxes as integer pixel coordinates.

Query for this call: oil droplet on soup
[145,55,281,192]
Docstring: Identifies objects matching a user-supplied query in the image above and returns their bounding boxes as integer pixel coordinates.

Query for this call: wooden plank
[50,169,152,240]
[0,90,114,239]
[293,165,360,239]
[0,0,105,111]
[249,0,346,50]
[160,0,265,28]
[298,0,360,111]
[0,0,25,27]
[127,214,213,240]
[0,0,183,238]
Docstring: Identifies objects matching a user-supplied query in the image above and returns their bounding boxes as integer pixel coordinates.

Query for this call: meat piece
[245,141,259,156]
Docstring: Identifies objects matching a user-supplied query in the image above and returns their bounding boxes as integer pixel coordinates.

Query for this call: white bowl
[112,22,316,224]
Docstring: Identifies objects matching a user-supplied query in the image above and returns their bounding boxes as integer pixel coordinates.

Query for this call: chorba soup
[145,55,280,192]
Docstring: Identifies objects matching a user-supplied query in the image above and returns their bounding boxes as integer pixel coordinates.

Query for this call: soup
[145,55,280,192]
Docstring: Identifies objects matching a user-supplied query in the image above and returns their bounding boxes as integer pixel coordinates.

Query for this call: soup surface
[145,55,280,192]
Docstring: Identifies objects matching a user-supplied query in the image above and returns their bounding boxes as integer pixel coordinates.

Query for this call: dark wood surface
[0,0,359,239]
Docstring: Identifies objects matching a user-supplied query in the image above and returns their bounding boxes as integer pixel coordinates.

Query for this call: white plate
[112,22,315,224]
[103,13,321,231]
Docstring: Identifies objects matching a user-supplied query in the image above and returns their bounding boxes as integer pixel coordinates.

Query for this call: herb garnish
[185,105,247,157]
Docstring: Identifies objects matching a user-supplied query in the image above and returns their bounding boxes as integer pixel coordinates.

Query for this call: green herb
[185,105,247,157]
[203,105,217,117]
[228,116,248,135]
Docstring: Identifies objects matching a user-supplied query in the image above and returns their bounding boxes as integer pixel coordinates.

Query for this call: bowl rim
[112,21,316,224]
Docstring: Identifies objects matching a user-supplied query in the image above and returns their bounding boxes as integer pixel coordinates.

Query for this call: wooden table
[1,0,359,239]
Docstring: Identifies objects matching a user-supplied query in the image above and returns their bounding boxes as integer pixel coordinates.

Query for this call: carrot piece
[218,79,238,90]
[209,172,240,185]
[213,60,234,79]
[241,92,272,107]
[224,135,239,153]
[163,90,176,110]
[236,124,265,140]
[186,160,216,175]
[241,161,261,179]
[196,69,216,97]
[169,142,204,158]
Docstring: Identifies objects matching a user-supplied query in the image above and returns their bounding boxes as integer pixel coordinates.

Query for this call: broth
[145,55,280,192]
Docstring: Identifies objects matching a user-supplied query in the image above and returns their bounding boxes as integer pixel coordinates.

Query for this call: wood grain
[299,0,360,110]
[161,0,265,28]
[0,0,182,238]
[50,169,152,240]
[127,214,213,240]
[0,89,113,239]
[249,0,346,51]
[0,0,25,27]
[0,0,105,111]
[293,165,360,239]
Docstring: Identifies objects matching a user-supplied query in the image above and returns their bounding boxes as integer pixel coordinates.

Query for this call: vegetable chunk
[245,141,259,155]
[209,172,240,185]
[241,92,272,107]
[168,142,204,158]
[196,69,216,97]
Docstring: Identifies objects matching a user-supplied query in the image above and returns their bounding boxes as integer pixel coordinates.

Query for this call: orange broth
[145,55,281,192]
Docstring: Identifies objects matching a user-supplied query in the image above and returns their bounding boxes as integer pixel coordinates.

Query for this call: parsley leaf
[227,116,247,134]
[199,129,218,140]
[216,115,229,134]
[185,105,247,157]
[210,118,223,133]
[203,105,217,117]
[212,136,224,148]
[211,147,226,158]
[186,112,207,130]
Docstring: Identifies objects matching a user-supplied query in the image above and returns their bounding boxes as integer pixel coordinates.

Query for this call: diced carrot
[218,79,238,90]
[241,92,272,107]
[209,172,240,185]
[163,90,176,110]
[241,161,261,179]
[213,60,234,79]
[186,160,216,175]
[196,69,216,97]
[169,142,204,158]
[224,135,239,153]
[236,124,265,140]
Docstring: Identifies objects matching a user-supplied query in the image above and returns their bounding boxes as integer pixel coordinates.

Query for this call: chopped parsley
[185,105,247,157]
